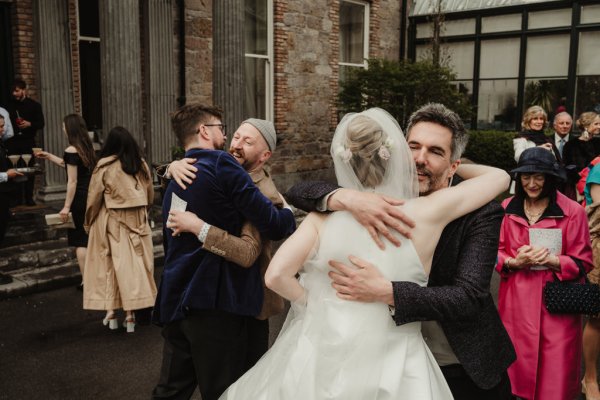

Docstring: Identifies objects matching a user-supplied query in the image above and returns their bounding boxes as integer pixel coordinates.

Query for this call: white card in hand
[529,228,562,255]
[171,193,188,212]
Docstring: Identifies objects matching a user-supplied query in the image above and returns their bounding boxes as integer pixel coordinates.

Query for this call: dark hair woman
[496,146,593,400]
[35,114,96,288]
[83,126,155,333]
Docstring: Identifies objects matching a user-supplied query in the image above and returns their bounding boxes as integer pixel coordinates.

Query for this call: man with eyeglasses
[152,104,295,400]
[164,117,287,366]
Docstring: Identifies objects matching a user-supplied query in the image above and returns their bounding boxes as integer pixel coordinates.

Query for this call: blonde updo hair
[521,105,548,130]
[345,115,389,188]
[576,111,600,132]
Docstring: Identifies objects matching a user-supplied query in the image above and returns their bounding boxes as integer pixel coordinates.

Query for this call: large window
[244,0,272,120]
[523,35,569,117]
[339,0,369,83]
[478,38,520,130]
[78,0,102,131]
[575,31,600,116]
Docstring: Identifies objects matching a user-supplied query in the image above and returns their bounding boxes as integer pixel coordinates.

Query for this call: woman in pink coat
[496,147,593,400]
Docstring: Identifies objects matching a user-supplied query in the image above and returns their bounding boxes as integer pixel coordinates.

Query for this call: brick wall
[184,0,213,105]
[268,0,402,190]
[67,0,81,114]
[10,0,38,99]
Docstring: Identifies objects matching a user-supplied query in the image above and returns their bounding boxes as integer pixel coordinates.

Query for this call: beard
[416,165,443,195]
[215,141,225,151]
[229,148,252,169]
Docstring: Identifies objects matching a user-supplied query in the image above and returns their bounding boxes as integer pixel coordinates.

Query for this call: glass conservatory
[409,0,600,130]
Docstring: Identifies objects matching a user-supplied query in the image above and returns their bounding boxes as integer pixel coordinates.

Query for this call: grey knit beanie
[242,118,277,151]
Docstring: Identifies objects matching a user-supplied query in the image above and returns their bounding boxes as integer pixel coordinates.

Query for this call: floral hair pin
[335,145,353,163]
[378,137,394,161]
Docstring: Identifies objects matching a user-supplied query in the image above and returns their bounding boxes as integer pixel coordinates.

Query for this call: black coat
[286,179,516,390]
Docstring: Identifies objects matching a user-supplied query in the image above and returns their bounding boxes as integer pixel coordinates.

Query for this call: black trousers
[152,310,253,400]
[441,364,512,400]
[244,317,269,371]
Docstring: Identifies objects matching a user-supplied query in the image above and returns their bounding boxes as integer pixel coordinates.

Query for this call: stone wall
[10,0,38,98]
[183,0,213,106]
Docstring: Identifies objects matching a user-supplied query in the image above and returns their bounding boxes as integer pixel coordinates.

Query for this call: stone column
[34,0,74,200]
[213,0,245,134]
[144,0,177,165]
[99,0,143,145]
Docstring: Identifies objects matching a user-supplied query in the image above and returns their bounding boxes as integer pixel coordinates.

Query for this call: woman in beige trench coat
[83,126,156,333]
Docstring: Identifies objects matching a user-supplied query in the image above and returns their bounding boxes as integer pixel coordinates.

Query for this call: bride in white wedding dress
[219,108,510,400]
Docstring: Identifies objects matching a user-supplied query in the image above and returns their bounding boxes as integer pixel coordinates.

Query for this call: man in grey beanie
[163,117,289,370]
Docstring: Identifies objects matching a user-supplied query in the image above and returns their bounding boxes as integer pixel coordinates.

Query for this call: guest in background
[7,79,44,206]
[0,106,14,141]
[496,147,593,400]
[513,106,559,163]
[552,111,573,159]
[563,111,600,170]
[563,111,600,200]
[0,114,22,285]
[35,114,96,289]
[581,161,600,400]
[83,126,156,333]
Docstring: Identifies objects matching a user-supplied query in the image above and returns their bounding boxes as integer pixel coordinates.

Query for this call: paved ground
[0,271,590,400]
[0,284,175,400]
[0,266,288,400]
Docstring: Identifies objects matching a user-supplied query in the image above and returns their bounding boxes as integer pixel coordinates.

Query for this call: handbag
[543,258,600,315]
[45,213,75,230]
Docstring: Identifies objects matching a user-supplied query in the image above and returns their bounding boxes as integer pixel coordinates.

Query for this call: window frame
[244,0,274,121]
[338,0,370,72]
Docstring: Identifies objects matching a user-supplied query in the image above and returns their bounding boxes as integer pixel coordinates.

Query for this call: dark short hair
[100,126,149,181]
[170,103,223,147]
[514,173,558,202]
[12,79,26,90]
[405,103,468,162]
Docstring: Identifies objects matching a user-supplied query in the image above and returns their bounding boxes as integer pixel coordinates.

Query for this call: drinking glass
[8,155,20,168]
[21,154,32,168]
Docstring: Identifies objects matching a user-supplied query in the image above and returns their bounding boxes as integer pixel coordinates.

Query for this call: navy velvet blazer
[154,149,295,325]
[286,179,516,389]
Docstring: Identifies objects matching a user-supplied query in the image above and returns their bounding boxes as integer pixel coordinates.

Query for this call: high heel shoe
[102,312,118,330]
[123,315,135,333]
[582,379,600,400]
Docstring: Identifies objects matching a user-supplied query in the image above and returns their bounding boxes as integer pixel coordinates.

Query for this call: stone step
[0,244,165,300]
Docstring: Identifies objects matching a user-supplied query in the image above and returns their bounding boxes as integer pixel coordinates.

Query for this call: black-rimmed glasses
[204,123,227,136]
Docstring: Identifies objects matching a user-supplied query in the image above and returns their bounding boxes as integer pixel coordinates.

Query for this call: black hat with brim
[510,146,567,181]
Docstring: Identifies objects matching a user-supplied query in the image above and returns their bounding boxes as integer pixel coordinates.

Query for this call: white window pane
[575,77,600,116]
[482,14,521,33]
[581,4,600,24]
[245,0,268,55]
[528,8,571,29]
[340,1,366,64]
[480,38,520,79]
[524,79,568,116]
[525,35,569,77]
[441,19,475,36]
[416,22,432,39]
[477,79,518,130]
[245,57,267,119]
[578,31,600,75]
[443,42,474,79]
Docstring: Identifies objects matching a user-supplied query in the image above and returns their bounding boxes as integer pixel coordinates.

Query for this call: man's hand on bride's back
[328,256,394,305]
[327,189,415,249]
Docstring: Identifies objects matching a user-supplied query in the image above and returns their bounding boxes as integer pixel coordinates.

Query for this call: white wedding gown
[220,211,453,400]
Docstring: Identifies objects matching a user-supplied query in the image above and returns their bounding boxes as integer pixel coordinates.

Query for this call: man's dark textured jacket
[286,180,516,390]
